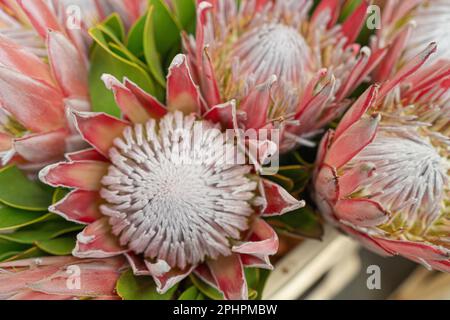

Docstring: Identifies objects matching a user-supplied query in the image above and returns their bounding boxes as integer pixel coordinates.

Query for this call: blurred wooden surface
[391,268,450,300]
[264,226,361,300]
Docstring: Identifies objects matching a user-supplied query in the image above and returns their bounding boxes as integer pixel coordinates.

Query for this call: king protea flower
[39,54,305,300]
[313,43,450,272]
[372,0,450,81]
[184,0,385,152]
[0,256,125,300]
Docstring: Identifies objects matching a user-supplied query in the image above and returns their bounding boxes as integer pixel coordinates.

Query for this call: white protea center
[347,128,449,232]
[100,112,257,269]
[232,23,312,86]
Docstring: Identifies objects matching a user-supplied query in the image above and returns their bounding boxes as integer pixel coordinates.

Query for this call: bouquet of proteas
[0,0,448,300]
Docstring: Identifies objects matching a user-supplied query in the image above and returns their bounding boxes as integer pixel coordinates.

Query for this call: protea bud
[185,0,382,152]
[313,43,450,272]
[39,54,305,300]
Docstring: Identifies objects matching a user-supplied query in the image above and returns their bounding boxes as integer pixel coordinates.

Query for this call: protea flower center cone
[100,112,257,270]
[313,44,450,272]
[217,22,312,113]
[186,0,382,152]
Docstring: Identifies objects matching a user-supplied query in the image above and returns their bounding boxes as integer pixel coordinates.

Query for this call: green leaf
[254,269,271,300]
[116,269,177,300]
[190,274,223,300]
[0,239,30,261]
[0,166,53,211]
[172,0,196,34]
[52,188,70,204]
[35,236,76,256]
[0,219,83,244]
[148,0,181,57]
[245,268,259,300]
[127,15,146,57]
[178,286,200,300]
[268,206,324,240]
[0,205,50,231]
[2,247,47,262]
[143,6,167,87]
[88,43,161,117]
[277,165,312,194]
[101,13,126,42]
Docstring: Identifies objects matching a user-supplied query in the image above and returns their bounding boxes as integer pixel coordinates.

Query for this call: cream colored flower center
[232,23,311,87]
[100,112,257,269]
[349,128,449,231]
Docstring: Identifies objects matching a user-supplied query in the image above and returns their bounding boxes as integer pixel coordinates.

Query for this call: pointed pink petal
[335,199,389,227]
[73,218,126,258]
[47,31,88,98]
[341,225,395,257]
[354,47,388,86]
[147,261,195,294]
[315,164,339,203]
[373,238,449,261]
[296,68,328,115]
[39,161,109,191]
[339,163,376,197]
[124,78,167,119]
[240,254,273,270]
[428,260,450,273]
[200,48,221,108]
[29,259,124,297]
[325,114,381,168]
[295,78,335,133]
[312,0,340,27]
[335,85,379,139]
[378,42,437,102]
[17,0,63,39]
[0,34,53,84]
[102,74,152,123]
[315,130,334,168]
[167,54,202,115]
[50,190,103,224]
[73,111,129,157]
[336,47,371,100]
[207,254,247,300]
[124,253,151,276]
[341,1,370,45]
[232,218,277,268]
[195,1,212,65]
[260,179,305,217]
[0,266,61,296]
[13,129,67,163]
[241,76,276,129]
[204,100,242,129]
[194,264,218,289]
[373,23,413,82]
[0,66,65,132]
[66,149,108,162]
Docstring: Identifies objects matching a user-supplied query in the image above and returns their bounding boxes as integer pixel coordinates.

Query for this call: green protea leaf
[268,206,324,240]
[0,166,53,211]
[116,269,178,300]
[35,236,76,256]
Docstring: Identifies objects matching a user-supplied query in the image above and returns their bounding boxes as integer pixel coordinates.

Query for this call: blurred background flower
[313,43,449,272]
